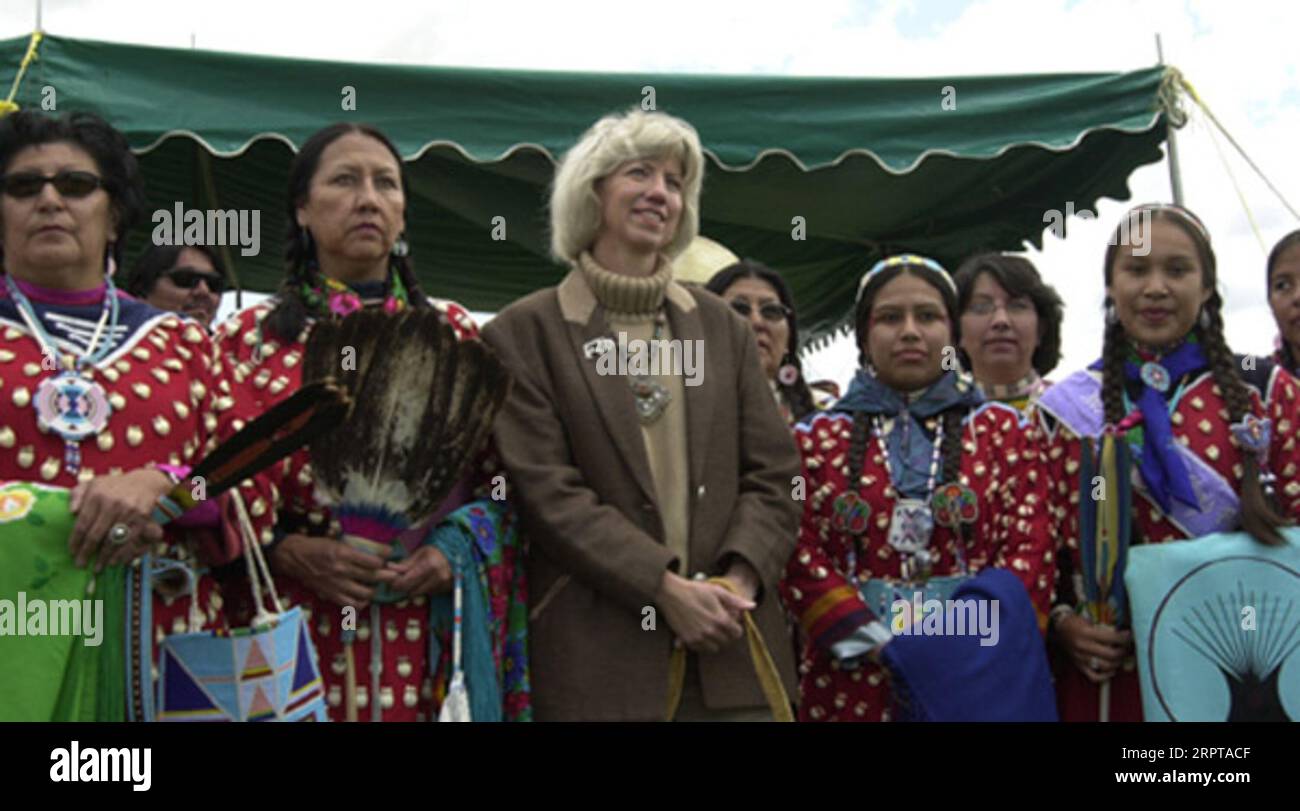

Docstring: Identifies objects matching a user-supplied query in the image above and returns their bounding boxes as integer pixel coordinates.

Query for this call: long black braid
[1099,312,1129,426]
[1200,294,1287,546]
[1097,305,1147,545]
[939,406,972,562]
[846,411,870,493]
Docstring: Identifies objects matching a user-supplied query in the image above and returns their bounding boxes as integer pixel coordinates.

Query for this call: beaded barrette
[1230,413,1275,499]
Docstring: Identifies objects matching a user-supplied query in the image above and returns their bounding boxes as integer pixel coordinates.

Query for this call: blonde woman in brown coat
[482,109,801,721]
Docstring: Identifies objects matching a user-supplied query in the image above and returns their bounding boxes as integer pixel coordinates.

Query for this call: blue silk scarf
[1121,340,1206,513]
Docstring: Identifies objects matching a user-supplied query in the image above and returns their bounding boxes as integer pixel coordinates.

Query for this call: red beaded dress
[1036,355,1300,722]
[216,289,526,721]
[781,370,1055,721]
[0,277,278,716]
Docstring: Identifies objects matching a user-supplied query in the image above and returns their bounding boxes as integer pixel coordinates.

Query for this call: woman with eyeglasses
[953,253,1063,413]
[780,254,1056,722]
[705,260,833,424]
[0,110,277,720]
[125,244,226,328]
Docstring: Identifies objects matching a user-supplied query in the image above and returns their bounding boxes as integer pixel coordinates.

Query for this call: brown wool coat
[481,269,801,721]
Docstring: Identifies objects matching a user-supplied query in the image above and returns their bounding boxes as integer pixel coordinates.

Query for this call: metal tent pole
[1156,34,1185,206]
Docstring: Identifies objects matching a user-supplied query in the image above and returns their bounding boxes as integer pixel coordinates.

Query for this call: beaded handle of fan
[150,380,350,525]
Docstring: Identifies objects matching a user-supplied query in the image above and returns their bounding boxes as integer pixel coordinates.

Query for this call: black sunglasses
[167,267,226,293]
[0,170,105,199]
[729,299,791,323]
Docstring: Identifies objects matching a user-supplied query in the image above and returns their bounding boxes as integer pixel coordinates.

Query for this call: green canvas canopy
[0,32,1177,344]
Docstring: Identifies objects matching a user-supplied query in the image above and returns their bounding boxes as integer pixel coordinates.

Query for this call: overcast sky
[2,0,1297,387]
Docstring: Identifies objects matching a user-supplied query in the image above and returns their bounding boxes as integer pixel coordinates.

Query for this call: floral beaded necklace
[299,268,409,318]
[252,266,411,364]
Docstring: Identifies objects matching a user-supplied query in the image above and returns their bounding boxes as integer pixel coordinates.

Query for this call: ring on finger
[109,523,132,546]
[1088,655,1101,671]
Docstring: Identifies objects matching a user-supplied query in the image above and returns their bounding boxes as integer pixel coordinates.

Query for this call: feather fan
[301,308,510,555]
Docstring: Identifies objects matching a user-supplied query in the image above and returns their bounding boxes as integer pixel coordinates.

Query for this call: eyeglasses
[0,170,105,199]
[167,267,226,293]
[729,299,791,323]
[966,298,1035,318]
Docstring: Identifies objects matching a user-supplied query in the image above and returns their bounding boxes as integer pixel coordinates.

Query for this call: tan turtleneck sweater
[578,252,692,570]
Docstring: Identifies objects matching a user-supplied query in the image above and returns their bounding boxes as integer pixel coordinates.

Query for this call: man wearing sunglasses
[124,244,227,329]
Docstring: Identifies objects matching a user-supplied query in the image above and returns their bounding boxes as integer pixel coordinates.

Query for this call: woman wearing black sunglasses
[125,244,226,328]
[706,259,831,423]
[0,110,278,720]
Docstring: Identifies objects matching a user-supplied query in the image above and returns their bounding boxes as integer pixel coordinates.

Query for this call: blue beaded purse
[130,491,328,722]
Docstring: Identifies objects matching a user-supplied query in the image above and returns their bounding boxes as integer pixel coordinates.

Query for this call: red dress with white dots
[0,279,279,717]
[780,402,1055,721]
[216,296,485,721]
[1037,365,1300,721]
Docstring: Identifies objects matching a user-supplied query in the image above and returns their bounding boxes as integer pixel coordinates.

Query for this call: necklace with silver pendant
[873,413,946,581]
[5,274,119,475]
[626,310,670,424]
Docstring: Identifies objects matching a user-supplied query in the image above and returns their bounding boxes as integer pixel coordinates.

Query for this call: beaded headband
[855,253,957,307]
[1122,202,1212,246]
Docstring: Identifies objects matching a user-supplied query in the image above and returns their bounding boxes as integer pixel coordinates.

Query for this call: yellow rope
[1,31,44,116]
[1202,112,1268,254]
[665,577,794,722]
[1165,66,1300,223]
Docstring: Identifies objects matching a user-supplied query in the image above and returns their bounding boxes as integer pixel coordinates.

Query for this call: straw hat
[671,235,740,285]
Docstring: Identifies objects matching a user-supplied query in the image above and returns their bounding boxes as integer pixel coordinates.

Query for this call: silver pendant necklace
[5,275,119,475]
[874,413,943,580]
[626,310,670,424]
